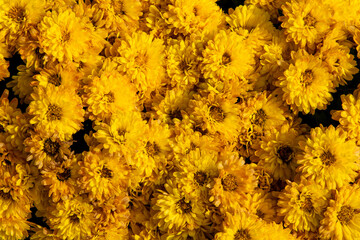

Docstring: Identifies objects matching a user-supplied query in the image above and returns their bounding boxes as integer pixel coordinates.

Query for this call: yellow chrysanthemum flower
[319,185,360,240]
[84,61,137,121]
[152,179,208,233]
[166,38,202,89]
[28,85,85,141]
[6,65,35,104]
[0,216,31,240]
[49,196,95,240]
[114,31,165,99]
[280,0,332,49]
[0,52,9,81]
[226,5,276,54]
[93,110,147,157]
[331,94,360,145]
[255,123,303,180]
[209,152,257,208]
[200,30,255,83]
[297,125,360,189]
[276,49,335,114]
[78,150,130,202]
[278,179,330,232]
[38,8,103,62]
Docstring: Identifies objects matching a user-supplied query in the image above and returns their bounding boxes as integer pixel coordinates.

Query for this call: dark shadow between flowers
[216,0,244,13]
[71,118,93,153]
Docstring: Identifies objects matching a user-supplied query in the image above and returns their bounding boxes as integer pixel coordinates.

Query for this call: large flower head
[114,31,165,99]
[27,85,85,141]
[297,125,360,189]
[277,49,335,114]
[200,30,255,83]
[38,8,103,62]
[319,185,360,240]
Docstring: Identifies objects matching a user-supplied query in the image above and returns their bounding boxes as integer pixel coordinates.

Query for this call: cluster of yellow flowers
[1,0,360,239]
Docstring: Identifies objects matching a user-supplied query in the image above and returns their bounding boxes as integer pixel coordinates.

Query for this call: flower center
[300,195,314,213]
[256,209,265,219]
[222,52,231,65]
[43,138,60,157]
[46,104,63,121]
[276,145,294,163]
[209,106,225,122]
[178,60,189,72]
[221,174,238,191]
[251,108,267,127]
[145,141,160,157]
[135,53,148,67]
[177,198,192,214]
[48,74,62,86]
[100,166,113,178]
[56,168,71,181]
[320,151,336,166]
[194,171,208,186]
[0,190,11,200]
[304,14,316,27]
[69,213,80,223]
[8,6,25,23]
[300,70,313,87]
[234,229,251,240]
[104,91,115,103]
[338,205,355,224]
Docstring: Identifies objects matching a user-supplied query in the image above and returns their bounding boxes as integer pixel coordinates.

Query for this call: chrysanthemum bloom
[278,179,330,232]
[280,0,332,49]
[255,123,303,180]
[209,152,257,208]
[132,120,171,182]
[0,44,10,80]
[245,92,287,135]
[93,110,147,158]
[276,49,335,114]
[174,148,219,199]
[49,196,95,240]
[319,185,360,240]
[91,0,142,34]
[152,179,208,233]
[241,192,277,223]
[38,8,103,62]
[0,0,45,45]
[331,94,360,145]
[114,31,165,99]
[153,88,191,126]
[32,63,81,91]
[200,30,255,83]
[226,5,276,54]
[41,155,78,202]
[24,129,71,169]
[78,150,130,202]
[166,38,202,89]
[297,125,360,189]
[6,65,35,104]
[84,62,137,121]
[164,0,225,37]
[214,210,265,240]
[0,216,31,240]
[28,85,85,141]
[189,93,244,141]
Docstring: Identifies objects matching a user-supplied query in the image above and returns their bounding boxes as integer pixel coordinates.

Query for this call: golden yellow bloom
[152,179,208,233]
[78,150,130,202]
[84,61,137,121]
[241,192,277,223]
[6,65,35,104]
[319,185,360,240]
[276,49,335,114]
[209,152,257,208]
[280,0,332,49]
[93,110,147,157]
[115,31,165,99]
[297,125,360,189]
[49,196,95,240]
[38,8,102,62]
[200,30,255,83]
[278,179,330,232]
[255,123,303,180]
[331,94,360,145]
[0,216,31,240]
[28,85,85,141]
[0,51,9,81]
